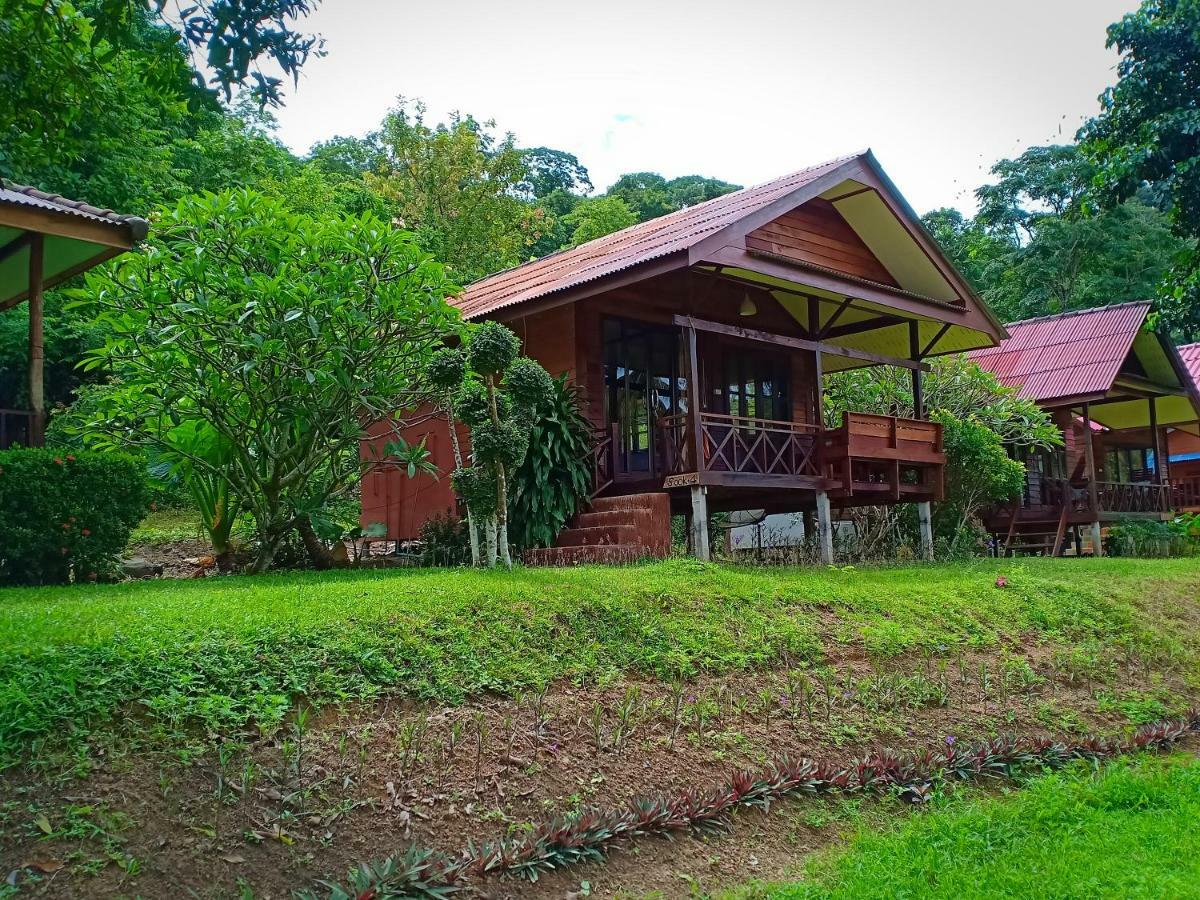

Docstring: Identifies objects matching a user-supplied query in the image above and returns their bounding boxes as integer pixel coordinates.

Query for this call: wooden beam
[0,203,135,250]
[673,314,930,372]
[821,314,907,341]
[685,323,704,474]
[816,297,853,337]
[28,233,45,446]
[910,320,925,419]
[921,322,952,358]
[0,231,33,265]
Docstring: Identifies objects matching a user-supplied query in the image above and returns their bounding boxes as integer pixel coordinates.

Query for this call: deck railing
[1172,477,1200,511]
[1011,472,1174,517]
[0,409,33,450]
[1094,480,1172,515]
[659,412,821,480]
[590,425,616,498]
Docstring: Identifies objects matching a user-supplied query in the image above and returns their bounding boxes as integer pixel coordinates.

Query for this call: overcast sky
[271,0,1136,215]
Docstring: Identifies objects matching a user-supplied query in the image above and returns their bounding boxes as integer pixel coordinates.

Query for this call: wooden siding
[746,198,900,287]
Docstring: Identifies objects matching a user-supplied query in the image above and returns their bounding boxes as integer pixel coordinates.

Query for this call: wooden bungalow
[0,182,148,447]
[1169,342,1200,509]
[362,151,1007,563]
[969,303,1200,555]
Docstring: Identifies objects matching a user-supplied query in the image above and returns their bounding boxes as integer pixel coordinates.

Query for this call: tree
[73,189,459,571]
[428,324,555,568]
[825,355,1061,553]
[1080,0,1200,341]
[924,144,1191,334]
[368,100,549,282]
[520,148,592,198]
[606,172,740,223]
[562,196,638,246]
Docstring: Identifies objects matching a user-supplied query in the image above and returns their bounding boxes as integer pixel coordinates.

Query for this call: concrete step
[588,492,670,515]
[523,544,649,567]
[555,524,641,548]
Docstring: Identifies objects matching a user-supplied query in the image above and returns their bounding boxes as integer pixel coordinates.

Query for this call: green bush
[1106,514,1199,558]
[0,449,149,585]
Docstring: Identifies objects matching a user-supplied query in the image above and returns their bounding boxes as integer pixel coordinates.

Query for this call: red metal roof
[968,302,1152,404]
[453,153,863,319]
[1,180,149,238]
[1181,342,1200,392]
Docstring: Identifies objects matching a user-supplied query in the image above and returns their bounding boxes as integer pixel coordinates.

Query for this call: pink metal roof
[453,153,862,319]
[1181,342,1200,391]
[968,302,1152,404]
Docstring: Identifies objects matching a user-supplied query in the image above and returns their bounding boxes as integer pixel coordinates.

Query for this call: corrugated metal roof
[968,302,1152,403]
[1181,342,1200,392]
[1,180,149,239]
[454,153,862,319]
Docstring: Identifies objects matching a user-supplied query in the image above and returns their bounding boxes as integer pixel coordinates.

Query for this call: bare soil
[2,644,1194,899]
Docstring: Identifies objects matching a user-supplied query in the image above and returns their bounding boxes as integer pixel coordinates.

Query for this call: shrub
[0,449,149,585]
[418,513,472,566]
[1106,514,1199,558]
[508,375,594,549]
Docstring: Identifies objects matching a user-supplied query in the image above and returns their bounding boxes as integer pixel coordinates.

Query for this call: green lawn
[732,754,1200,899]
[1,557,1197,768]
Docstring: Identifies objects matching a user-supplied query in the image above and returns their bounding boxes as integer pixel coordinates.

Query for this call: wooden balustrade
[1172,477,1200,511]
[660,412,821,481]
[1094,480,1172,515]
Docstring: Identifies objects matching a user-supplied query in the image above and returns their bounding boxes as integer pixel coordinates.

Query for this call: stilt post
[815,490,834,565]
[690,485,710,561]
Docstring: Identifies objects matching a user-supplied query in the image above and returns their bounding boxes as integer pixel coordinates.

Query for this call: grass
[126,507,206,546]
[730,753,1200,899]
[0,557,1197,769]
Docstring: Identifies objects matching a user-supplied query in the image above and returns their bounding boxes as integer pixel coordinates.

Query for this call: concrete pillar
[28,234,45,446]
[1090,520,1103,558]
[917,500,934,561]
[815,490,834,565]
[690,485,710,561]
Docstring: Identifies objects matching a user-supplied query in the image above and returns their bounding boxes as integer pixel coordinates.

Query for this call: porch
[0,183,148,447]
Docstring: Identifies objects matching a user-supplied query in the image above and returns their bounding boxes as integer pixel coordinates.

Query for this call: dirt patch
[124,540,213,579]
[2,645,1195,899]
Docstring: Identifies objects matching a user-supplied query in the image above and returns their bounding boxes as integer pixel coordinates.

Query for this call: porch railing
[659,412,821,480]
[1172,476,1200,511]
[590,425,615,498]
[1095,480,1172,515]
[0,409,33,450]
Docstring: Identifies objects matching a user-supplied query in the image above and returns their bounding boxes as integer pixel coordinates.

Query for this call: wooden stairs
[1001,502,1072,557]
[524,492,672,566]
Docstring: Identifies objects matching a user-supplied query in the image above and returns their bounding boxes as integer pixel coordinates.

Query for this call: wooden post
[815,490,834,564]
[690,485,710,561]
[1081,402,1102,556]
[686,325,703,473]
[28,233,45,446]
[909,322,933,560]
[1149,396,1163,483]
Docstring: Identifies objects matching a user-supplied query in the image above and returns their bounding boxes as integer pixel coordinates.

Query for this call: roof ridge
[461,152,864,291]
[1002,300,1152,329]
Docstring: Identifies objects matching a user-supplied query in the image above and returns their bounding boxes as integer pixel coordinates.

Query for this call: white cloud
[271,0,1133,214]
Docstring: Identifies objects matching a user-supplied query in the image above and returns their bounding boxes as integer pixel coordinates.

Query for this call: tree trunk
[484,374,513,569]
[445,402,480,566]
[295,516,335,570]
[485,515,498,567]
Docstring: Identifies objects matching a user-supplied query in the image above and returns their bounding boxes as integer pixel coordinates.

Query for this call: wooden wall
[746,198,899,287]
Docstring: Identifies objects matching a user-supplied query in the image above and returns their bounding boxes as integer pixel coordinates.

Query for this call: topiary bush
[0,449,150,585]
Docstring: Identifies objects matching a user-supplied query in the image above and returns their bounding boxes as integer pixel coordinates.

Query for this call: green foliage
[824,355,1061,449]
[471,420,529,470]
[923,143,1192,336]
[73,189,459,571]
[935,414,1027,552]
[1106,514,1200,558]
[417,514,472,567]
[0,557,1197,769]
[0,449,149,586]
[742,755,1200,899]
[426,348,467,392]
[467,321,521,377]
[504,357,556,410]
[508,375,594,549]
[607,171,740,222]
[562,195,638,246]
[454,381,499,428]
[451,466,498,517]
[368,100,549,282]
